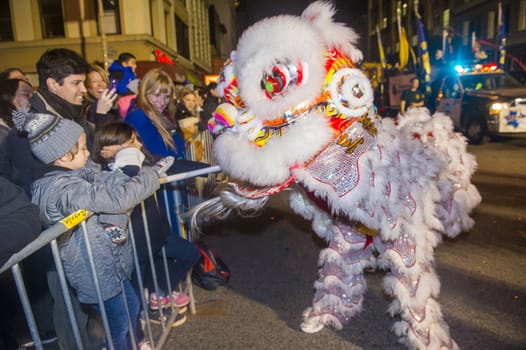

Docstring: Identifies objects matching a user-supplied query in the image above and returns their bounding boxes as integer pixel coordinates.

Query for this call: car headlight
[489,102,507,114]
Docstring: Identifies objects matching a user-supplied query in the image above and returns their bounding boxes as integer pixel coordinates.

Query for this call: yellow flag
[399,27,409,71]
[376,25,387,69]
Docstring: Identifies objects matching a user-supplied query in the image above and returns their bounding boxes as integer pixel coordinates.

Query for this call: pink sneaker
[149,293,170,310]
[171,291,190,307]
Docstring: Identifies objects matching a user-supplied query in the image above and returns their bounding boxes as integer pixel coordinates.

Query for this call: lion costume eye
[261,62,304,99]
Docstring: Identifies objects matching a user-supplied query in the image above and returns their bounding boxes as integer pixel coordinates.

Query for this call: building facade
[0,0,236,87]
[367,0,526,79]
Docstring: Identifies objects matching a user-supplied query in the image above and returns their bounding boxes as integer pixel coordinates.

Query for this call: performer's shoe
[300,319,324,334]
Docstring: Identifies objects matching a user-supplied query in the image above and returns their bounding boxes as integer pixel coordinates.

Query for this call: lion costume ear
[301,0,336,24]
[301,1,363,64]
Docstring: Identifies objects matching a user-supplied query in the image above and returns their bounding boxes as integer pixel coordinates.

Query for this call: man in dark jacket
[8,48,91,194]
[0,176,42,348]
[0,176,40,267]
[8,48,94,350]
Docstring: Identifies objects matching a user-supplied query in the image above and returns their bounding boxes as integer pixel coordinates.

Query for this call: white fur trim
[213,111,333,186]
[235,14,326,119]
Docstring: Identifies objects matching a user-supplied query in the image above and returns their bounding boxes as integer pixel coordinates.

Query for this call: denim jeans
[91,279,139,350]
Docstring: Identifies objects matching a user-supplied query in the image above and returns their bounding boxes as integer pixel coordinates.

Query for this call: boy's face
[56,132,90,170]
[48,74,87,105]
[123,58,137,73]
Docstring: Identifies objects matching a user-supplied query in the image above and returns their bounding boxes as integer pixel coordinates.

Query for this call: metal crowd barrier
[0,165,221,350]
[184,130,216,208]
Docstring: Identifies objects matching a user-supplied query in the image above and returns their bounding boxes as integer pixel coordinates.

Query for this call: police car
[435,63,526,144]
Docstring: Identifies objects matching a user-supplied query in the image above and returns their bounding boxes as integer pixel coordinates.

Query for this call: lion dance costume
[196,2,481,349]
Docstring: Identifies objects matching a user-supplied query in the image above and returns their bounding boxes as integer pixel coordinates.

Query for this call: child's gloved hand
[152,156,174,177]
[112,147,146,170]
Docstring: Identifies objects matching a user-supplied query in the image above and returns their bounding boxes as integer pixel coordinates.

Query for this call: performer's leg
[380,230,458,350]
[301,221,375,333]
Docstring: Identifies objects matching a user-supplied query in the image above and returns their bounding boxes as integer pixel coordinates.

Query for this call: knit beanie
[12,110,84,164]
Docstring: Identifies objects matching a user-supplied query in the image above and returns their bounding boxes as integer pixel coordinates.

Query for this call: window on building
[40,0,65,38]
[487,11,495,39]
[0,1,13,41]
[209,5,218,47]
[175,15,190,59]
[462,21,469,45]
[520,0,526,31]
[96,0,121,35]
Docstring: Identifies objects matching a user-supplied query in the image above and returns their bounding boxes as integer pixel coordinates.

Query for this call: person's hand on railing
[152,156,175,177]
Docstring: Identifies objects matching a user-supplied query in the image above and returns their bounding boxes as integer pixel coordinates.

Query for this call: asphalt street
[166,135,526,350]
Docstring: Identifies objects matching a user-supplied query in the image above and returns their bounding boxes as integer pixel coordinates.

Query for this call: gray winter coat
[31,162,160,303]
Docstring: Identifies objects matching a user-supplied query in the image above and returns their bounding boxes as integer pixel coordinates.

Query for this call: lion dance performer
[195,2,481,349]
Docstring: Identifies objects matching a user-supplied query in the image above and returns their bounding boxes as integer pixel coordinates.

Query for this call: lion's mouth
[252,98,335,146]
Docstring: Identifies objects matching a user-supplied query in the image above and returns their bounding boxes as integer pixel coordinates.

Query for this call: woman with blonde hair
[124,68,184,159]
[83,64,120,136]
[122,69,206,240]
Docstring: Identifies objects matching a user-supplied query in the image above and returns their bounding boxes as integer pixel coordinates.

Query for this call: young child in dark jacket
[93,121,199,327]
[12,110,173,350]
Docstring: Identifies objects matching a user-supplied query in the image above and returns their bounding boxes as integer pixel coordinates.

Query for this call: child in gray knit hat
[12,110,174,350]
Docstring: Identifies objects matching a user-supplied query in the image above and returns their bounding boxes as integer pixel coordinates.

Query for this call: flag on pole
[376,25,387,70]
[498,2,506,68]
[416,15,431,93]
[397,7,409,71]
[442,10,452,62]
[441,30,448,61]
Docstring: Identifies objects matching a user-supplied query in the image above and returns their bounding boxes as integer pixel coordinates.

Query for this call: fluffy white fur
[213,111,333,186]
[235,15,327,119]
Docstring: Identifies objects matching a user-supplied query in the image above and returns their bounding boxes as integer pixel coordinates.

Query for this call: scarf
[37,88,85,126]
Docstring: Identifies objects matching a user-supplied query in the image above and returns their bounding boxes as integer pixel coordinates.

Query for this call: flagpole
[414,0,431,94]
[397,2,408,72]
[376,25,386,70]
[497,2,506,69]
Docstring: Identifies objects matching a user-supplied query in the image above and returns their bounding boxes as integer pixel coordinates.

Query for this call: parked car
[435,63,526,144]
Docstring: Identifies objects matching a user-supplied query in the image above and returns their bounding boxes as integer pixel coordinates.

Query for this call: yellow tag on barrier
[61,209,89,229]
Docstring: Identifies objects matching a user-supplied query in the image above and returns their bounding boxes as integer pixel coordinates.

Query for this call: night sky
[238,0,368,49]
[242,0,366,24]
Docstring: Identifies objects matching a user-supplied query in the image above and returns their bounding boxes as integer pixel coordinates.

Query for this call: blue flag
[498,2,506,68]
[416,16,431,93]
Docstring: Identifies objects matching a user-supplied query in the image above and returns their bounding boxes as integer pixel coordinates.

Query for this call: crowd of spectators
[0,48,222,350]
